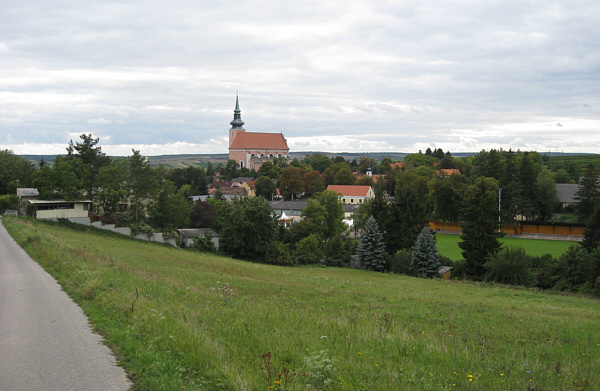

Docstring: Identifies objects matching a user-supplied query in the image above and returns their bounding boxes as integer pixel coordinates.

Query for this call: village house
[326,185,375,205]
[27,199,92,220]
[228,95,290,171]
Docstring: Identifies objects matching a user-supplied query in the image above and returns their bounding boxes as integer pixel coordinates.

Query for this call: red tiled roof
[327,185,372,197]
[229,132,289,150]
[390,162,404,169]
[437,169,461,176]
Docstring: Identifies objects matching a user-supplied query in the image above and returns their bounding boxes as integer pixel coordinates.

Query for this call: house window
[240,161,244,169]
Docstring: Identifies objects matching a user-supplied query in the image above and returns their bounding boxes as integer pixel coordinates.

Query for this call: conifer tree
[575,163,600,223]
[411,227,441,278]
[459,177,502,279]
[358,216,386,271]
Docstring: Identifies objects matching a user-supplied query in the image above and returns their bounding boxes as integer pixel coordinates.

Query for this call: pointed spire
[230,92,245,129]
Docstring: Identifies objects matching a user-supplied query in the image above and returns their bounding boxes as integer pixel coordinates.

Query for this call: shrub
[295,234,323,264]
[530,253,558,290]
[388,249,412,275]
[265,241,294,266]
[193,232,216,252]
[130,221,155,240]
[484,247,536,287]
[323,236,355,266]
[0,194,20,214]
[552,245,599,293]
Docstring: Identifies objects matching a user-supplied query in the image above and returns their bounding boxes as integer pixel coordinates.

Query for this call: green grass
[436,234,576,261]
[3,217,600,391]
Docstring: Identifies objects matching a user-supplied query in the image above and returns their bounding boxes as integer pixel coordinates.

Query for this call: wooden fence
[429,221,585,238]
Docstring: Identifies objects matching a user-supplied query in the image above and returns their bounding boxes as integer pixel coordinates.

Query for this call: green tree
[97,158,129,216]
[189,201,216,228]
[358,157,375,174]
[279,167,304,200]
[51,156,86,200]
[219,197,278,260]
[411,227,441,278]
[432,174,468,222]
[333,167,356,185]
[303,153,332,173]
[518,151,541,220]
[459,177,502,279]
[386,173,432,252]
[574,163,600,223]
[254,176,276,200]
[0,150,35,194]
[582,204,600,250]
[535,170,559,220]
[128,150,158,221]
[258,161,282,179]
[303,170,322,196]
[357,216,386,271]
[0,194,20,213]
[65,133,111,201]
[148,180,191,231]
[295,234,324,264]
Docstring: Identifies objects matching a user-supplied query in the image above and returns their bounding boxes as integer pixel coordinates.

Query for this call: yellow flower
[274,381,280,385]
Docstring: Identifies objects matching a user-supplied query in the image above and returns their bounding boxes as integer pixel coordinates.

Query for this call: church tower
[229,93,245,147]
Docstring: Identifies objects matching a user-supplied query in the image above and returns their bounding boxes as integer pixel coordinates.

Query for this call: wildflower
[274,381,280,385]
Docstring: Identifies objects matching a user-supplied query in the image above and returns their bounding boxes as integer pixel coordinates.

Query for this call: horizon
[2,2,599,155]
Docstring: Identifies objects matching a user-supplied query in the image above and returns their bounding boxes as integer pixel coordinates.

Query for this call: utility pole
[498,187,502,234]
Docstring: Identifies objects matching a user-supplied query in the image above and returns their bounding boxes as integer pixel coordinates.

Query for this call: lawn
[436,233,576,261]
[3,217,599,391]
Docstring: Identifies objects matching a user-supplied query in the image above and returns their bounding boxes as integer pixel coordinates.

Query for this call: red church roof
[229,132,289,150]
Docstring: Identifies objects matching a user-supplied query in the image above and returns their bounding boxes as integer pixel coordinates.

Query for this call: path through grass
[3,217,599,390]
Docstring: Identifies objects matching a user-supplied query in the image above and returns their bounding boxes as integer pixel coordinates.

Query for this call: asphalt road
[0,218,132,391]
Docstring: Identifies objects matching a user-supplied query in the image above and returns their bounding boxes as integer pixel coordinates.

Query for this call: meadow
[436,234,575,261]
[3,217,599,390]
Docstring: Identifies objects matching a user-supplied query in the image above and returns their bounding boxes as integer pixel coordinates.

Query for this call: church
[228,95,290,170]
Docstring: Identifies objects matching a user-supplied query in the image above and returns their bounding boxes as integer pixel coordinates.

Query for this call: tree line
[1,137,599,295]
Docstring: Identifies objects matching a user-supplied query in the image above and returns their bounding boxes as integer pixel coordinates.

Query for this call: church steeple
[230,93,245,129]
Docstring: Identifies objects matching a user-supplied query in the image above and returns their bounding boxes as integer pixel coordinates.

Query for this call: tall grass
[4,217,599,391]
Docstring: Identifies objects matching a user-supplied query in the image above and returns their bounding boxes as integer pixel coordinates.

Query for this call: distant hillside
[18,151,596,169]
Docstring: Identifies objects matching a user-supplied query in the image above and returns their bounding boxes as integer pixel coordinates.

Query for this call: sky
[1,1,599,156]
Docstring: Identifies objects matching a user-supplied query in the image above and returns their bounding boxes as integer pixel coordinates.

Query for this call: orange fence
[429,221,584,237]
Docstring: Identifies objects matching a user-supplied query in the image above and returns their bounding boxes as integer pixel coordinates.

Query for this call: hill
[3,217,599,391]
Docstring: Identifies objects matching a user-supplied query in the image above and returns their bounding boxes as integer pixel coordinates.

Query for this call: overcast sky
[1,1,599,156]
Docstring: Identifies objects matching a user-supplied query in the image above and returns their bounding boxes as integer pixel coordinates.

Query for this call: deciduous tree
[219,197,278,259]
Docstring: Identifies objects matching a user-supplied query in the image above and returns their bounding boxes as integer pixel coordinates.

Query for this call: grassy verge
[3,217,599,391]
[436,234,575,261]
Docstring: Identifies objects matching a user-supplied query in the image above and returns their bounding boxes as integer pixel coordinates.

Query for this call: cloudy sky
[1,1,599,156]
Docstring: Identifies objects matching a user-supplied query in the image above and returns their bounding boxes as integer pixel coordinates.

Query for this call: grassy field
[436,234,575,261]
[3,217,599,391]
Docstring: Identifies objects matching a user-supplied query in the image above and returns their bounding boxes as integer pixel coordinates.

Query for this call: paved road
[0,218,132,391]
